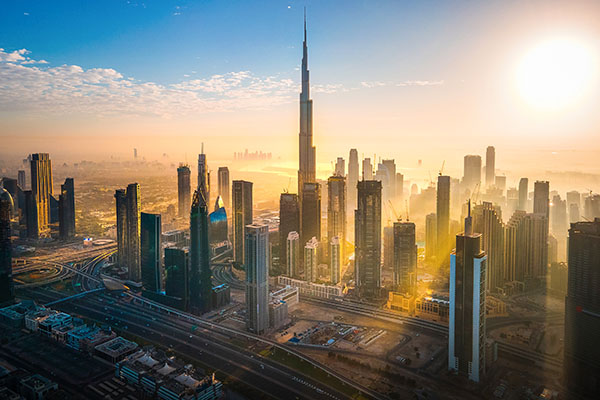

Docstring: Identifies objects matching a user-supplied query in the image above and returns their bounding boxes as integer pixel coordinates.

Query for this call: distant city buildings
[334,157,345,177]
[449,204,487,383]
[177,164,191,218]
[233,150,272,161]
[355,180,382,298]
[245,224,270,334]
[232,180,253,265]
[485,146,495,187]
[463,155,482,190]
[564,219,600,396]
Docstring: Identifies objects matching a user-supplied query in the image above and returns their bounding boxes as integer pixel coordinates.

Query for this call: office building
[437,175,451,263]
[362,158,373,180]
[485,146,495,187]
[164,247,189,309]
[584,194,600,220]
[0,188,14,305]
[190,190,212,313]
[327,175,346,259]
[473,202,504,293]
[198,151,210,205]
[114,189,127,269]
[381,159,397,201]
[17,169,26,189]
[518,178,528,211]
[426,213,437,261]
[126,183,141,282]
[348,149,359,210]
[393,222,417,296]
[58,178,75,239]
[177,164,191,218]
[245,224,270,334]
[304,236,319,283]
[564,219,600,396]
[140,213,162,293]
[569,203,580,224]
[355,180,382,298]
[383,226,394,271]
[217,167,230,209]
[232,180,253,265]
[449,204,487,383]
[279,193,299,270]
[300,182,321,247]
[396,173,404,202]
[286,231,300,278]
[330,236,341,284]
[551,194,568,261]
[30,153,53,236]
[463,155,482,190]
[208,196,228,244]
[533,181,550,220]
[334,157,345,177]
[297,15,316,194]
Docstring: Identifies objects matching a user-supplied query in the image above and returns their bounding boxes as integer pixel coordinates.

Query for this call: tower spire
[304,7,307,43]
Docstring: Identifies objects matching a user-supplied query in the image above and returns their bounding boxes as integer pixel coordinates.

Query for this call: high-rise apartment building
[473,202,504,292]
[518,178,528,211]
[355,180,382,298]
[198,152,210,205]
[114,189,127,268]
[393,222,417,296]
[0,188,14,305]
[449,205,487,383]
[279,193,299,270]
[564,219,600,396]
[551,194,568,261]
[232,180,253,265]
[362,158,373,180]
[463,155,482,190]
[330,236,341,284]
[437,175,451,263]
[190,190,212,313]
[30,153,53,236]
[334,157,345,177]
[485,146,495,187]
[286,231,300,278]
[141,213,162,293]
[348,149,359,210]
[533,181,550,220]
[426,213,437,261]
[164,247,189,310]
[584,194,600,220]
[17,170,26,190]
[304,236,319,283]
[217,167,230,210]
[245,224,270,334]
[300,182,321,247]
[177,164,191,218]
[58,178,75,239]
[327,175,346,259]
[126,183,141,282]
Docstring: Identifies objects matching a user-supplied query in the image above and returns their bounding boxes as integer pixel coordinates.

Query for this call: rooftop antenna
[201,142,204,155]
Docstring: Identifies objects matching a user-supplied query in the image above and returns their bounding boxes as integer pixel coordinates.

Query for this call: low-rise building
[386,292,415,314]
[19,374,58,400]
[211,284,230,310]
[415,295,449,322]
[277,276,342,300]
[270,285,299,308]
[269,300,289,330]
[95,336,139,363]
[66,324,116,352]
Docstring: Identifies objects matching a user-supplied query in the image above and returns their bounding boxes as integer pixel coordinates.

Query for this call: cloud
[0,48,48,64]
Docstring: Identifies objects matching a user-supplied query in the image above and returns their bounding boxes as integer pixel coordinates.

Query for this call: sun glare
[516,38,597,110]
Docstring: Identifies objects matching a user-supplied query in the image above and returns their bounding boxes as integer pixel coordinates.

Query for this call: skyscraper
[426,213,437,261]
[279,193,299,270]
[327,175,346,259]
[198,151,209,205]
[551,194,568,261]
[348,149,359,210]
[330,236,341,284]
[58,178,75,239]
[177,164,191,218]
[518,178,528,211]
[473,202,504,292]
[485,146,495,187]
[334,157,345,177]
[436,175,451,263]
[286,231,300,278]
[217,167,230,209]
[208,196,228,244]
[564,219,600,396]
[355,180,382,298]
[126,183,141,282]
[114,189,127,269]
[449,204,487,383]
[245,224,270,334]
[381,159,397,201]
[17,170,26,189]
[141,212,162,293]
[533,180,550,220]
[24,190,38,239]
[297,13,316,195]
[300,182,321,247]
[304,236,319,283]
[30,153,53,236]
[190,189,212,313]
[584,194,600,220]
[463,155,482,190]
[164,247,189,310]
[232,180,253,265]
[396,173,404,203]
[362,158,373,180]
[393,222,417,296]
[0,188,14,305]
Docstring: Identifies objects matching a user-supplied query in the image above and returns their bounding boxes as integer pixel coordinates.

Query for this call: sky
[1,0,600,177]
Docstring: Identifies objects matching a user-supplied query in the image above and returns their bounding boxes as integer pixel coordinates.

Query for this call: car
[260,364,264,369]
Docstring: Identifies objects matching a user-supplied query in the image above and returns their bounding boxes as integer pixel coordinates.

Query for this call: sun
[516,38,597,110]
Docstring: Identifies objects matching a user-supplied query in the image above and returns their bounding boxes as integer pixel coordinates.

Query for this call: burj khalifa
[298,12,316,195]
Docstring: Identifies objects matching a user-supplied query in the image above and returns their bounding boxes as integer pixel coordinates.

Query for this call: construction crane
[388,200,401,222]
[439,160,445,176]
[471,182,481,205]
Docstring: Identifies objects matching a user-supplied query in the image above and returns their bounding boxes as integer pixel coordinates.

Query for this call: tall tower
[58,178,76,239]
[347,149,359,210]
[564,219,600,396]
[473,202,504,292]
[463,155,482,190]
[217,167,230,210]
[30,153,53,236]
[245,224,270,334]
[177,164,191,218]
[198,149,210,205]
[286,231,300,278]
[449,203,487,383]
[190,189,212,313]
[114,189,127,269]
[300,183,321,247]
[518,177,528,211]
[298,11,316,195]
[126,183,141,282]
[355,180,382,298]
[327,175,346,259]
[141,212,162,293]
[393,222,417,296]
[0,188,14,305]
[232,180,253,265]
[436,175,451,263]
[279,193,299,269]
[485,146,495,187]
[533,180,550,220]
